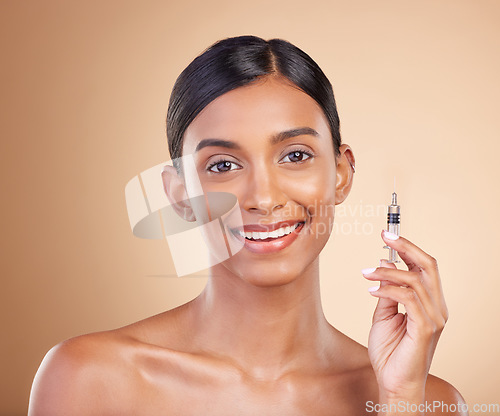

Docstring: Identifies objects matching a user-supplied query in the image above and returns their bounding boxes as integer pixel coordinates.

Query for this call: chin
[221,253,319,289]
[241,270,300,288]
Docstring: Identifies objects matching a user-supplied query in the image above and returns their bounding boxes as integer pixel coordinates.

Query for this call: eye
[280,149,313,164]
[207,159,241,173]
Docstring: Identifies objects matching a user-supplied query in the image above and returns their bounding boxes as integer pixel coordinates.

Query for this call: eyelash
[206,158,240,174]
[206,148,314,174]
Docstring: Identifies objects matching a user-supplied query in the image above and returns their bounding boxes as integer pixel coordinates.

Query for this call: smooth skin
[29,76,467,415]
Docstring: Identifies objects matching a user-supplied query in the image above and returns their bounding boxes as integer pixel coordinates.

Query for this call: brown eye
[281,150,312,164]
[290,151,304,162]
[207,160,240,173]
[217,161,231,172]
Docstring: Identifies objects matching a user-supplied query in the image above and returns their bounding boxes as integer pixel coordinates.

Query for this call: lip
[230,220,306,254]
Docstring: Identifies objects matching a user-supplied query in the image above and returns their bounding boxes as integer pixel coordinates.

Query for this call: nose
[241,164,287,215]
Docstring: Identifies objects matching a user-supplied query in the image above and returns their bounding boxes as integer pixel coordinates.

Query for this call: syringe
[384,179,400,263]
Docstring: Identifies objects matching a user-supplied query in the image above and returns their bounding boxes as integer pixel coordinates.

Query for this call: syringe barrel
[387,203,400,235]
[388,204,400,216]
[386,201,400,263]
[387,222,400,236]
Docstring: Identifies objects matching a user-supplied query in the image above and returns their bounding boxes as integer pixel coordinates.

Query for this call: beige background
[1,0,499,415]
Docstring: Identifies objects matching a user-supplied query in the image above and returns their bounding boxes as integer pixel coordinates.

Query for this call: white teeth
[237,222,302,240]
[268,230,280,238]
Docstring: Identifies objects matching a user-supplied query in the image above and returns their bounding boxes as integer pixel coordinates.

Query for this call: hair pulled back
[166,35,341,161]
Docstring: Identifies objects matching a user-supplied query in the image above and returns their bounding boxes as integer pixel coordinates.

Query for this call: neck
[186,258,337,381]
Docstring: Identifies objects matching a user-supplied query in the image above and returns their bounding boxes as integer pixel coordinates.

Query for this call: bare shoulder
[323,327,468,415]
[28,330,143,416]
[425,374,468,415]
[28,304,199,416]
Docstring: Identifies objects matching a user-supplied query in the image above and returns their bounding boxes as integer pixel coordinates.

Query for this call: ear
[161,165,196,221]
[335,144,355,205]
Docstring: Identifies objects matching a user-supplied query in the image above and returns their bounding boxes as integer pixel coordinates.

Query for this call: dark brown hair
[166,35,342,162]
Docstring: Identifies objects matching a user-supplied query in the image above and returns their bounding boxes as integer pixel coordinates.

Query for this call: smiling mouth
[231,221,305,242]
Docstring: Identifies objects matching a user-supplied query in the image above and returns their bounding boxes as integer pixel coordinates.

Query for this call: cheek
[286,165,337,237]
[285,163,336,206]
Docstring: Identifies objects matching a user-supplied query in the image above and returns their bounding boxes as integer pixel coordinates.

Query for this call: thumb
[372,259,399,324]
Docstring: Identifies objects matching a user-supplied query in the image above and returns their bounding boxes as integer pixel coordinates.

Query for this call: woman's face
[180,76,352,287]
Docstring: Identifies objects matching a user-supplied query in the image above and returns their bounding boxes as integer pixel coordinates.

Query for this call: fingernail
[383,230,399,240]
[362,267,377,275]
[368,285,380,292]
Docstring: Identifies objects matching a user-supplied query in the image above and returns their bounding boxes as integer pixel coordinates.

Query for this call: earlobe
[335,144,355,205]
[161,165,196,221]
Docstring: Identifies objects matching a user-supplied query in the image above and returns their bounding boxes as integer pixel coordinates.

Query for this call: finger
[368,284,433,333]
[371,281,398,324]
[363,266,445,325]
[380,258,397,270]
[381,230,437,272]
[380,232,449,327]
[368,260,398,324]
[364,267,422,291]
[381,230,441,293]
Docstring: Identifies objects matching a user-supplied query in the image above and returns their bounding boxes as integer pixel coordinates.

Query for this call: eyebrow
[194,127,320,153]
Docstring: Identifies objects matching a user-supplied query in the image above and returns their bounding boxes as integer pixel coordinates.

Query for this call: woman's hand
[363,230,449,404]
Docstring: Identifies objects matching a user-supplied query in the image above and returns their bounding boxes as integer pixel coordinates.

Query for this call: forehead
[182,76,332,154]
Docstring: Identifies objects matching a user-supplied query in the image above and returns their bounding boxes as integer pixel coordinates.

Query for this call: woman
[29,35,466,415]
